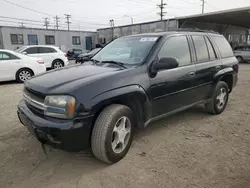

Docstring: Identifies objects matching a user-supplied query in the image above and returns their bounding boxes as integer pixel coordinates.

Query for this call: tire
[236,56,244,63]
[52,60,64,69]
[205,81,229,115]
[91,104,134,164]
[16,68,33,83]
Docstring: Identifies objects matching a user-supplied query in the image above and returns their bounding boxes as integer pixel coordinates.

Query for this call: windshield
[92,36,159,65]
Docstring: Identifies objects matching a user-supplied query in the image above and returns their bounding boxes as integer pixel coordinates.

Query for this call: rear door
[38,47,57,67]
[0,52,22,81]
[191,34,221,102]
[149,35,197,117]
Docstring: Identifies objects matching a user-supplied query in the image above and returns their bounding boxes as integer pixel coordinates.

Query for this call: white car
[15,45,69,69]
[0,49,46,83]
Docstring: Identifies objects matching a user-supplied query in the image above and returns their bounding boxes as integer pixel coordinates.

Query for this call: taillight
[37,60,44,64]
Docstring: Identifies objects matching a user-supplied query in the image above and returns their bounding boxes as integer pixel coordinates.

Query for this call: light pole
[124,15,133,25]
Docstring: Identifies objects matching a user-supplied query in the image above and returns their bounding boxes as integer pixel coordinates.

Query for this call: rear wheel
[91,104,134,163]
[205,81,229,114]
[52,60,64,69]
[16,68,33,83]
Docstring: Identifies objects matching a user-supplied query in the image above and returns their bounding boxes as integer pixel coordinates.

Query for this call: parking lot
[0,64,249,188]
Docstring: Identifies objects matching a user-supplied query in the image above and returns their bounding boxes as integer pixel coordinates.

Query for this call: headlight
[44,95,76,119]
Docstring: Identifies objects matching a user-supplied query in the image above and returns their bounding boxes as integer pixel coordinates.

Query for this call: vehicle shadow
[3,105,212,187]
[0,80,21,86]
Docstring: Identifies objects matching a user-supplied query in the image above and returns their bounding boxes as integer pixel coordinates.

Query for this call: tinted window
[24,47,39,54]
[192,36,209,62]
[158,36,191,67]
[205,37,217,60]
[39,47,57,53]
[28,35,38,45]
[45,35,55,45]
[10,34,24,44]
[212,36,234,58]
[72,36,81,45]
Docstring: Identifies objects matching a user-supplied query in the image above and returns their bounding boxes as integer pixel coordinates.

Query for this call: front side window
[92,36,159,65]
[158,36,191,67]
[10,34,24,44]
[192,36,209,63]
[24,47,39,54]
[45,35,55,45]
[72,36,81,45]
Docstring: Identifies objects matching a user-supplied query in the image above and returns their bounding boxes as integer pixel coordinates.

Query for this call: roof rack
[169,28,219,34]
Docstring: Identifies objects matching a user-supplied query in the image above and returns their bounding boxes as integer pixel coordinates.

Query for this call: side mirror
[153,57,179,71]
[22,51,27,55]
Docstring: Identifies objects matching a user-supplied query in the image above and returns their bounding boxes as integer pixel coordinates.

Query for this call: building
[0,26,97,51]
[98,7,250,47]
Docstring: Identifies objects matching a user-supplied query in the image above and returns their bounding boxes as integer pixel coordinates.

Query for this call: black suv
[17,31,238,163]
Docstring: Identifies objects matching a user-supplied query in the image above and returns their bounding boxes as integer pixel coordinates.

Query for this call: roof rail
[170,28,219,34]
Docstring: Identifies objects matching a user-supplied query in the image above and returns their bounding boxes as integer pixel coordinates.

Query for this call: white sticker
[140,37,158,42]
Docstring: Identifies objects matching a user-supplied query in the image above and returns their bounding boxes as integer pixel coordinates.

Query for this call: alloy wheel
[216,88,227,109]
[19,70,31,82]
[111,116,131,154]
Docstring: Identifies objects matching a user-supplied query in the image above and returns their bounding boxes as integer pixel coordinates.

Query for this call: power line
[157,0,167,20]
[3,0,53,17]
[0,16,44,23]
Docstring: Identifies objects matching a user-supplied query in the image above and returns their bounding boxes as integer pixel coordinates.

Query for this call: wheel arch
[214,68,234,93]
[91,85,151,128]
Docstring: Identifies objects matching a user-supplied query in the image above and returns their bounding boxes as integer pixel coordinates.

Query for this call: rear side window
[192,36,209,63]
[205,37,217,60]
[24,47,39,54]
[39,47,57,53]
[211,36,234,58]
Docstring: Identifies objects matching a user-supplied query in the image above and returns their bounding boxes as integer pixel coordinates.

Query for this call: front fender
[90,85,151,127]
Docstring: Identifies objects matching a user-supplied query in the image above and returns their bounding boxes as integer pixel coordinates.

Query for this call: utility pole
[201,0,205,14]
[54,15,60,30]
[110,19,115,40]
[20,22,25,28]
[43,18,49,29]
[64,14,71,31]
[157,0,167,20]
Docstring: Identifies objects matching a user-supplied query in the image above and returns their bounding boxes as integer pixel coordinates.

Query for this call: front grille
[23,87,46,114]
[24,87,45,103]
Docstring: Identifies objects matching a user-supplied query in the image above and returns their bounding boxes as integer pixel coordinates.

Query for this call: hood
[25,64,120,94]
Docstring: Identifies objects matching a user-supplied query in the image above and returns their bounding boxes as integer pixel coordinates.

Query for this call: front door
[148,35,197,117]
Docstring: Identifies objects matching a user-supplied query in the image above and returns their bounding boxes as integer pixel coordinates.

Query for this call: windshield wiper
[101,61,127,69]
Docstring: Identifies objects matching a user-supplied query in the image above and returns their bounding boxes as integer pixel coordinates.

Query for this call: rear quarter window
[211,36,234,58]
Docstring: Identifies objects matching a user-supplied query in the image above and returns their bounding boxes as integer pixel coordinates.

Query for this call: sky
[0,0,250,31]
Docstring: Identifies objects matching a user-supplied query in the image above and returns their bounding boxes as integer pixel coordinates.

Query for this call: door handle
[188,72,195,76]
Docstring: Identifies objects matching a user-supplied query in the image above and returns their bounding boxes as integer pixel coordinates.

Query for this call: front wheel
[91,104,134,163]
[205,81,229,114]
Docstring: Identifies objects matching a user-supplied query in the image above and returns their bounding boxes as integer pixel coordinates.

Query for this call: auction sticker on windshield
[140,37,158,42]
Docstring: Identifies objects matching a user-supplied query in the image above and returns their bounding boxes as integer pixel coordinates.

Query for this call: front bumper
[17,100,94,152]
